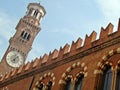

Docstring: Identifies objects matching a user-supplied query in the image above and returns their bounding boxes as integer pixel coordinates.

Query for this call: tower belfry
[0,3,46,75]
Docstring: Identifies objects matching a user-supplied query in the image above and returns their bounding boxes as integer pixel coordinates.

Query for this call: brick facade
[0,2,120,90]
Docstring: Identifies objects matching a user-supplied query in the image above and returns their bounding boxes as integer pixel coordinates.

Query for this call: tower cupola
[25,3,46,26]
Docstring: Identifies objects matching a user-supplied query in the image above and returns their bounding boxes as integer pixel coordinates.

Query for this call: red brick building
[0,2,120,90]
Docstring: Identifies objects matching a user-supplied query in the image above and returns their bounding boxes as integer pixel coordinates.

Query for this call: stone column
[58,80,66,90]
[94,70,103,90]
[71,80,75,90]
[111,68,117,90]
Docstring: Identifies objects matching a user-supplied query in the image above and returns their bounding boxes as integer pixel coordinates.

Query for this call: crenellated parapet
[1,19,120,86]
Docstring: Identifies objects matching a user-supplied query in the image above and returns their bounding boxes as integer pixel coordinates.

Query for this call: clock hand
[12,56,19,63]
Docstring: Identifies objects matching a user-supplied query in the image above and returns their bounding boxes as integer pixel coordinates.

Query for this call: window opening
[116,71,120,90]
[102,65,112,90]
[33,10,39,18]
[26,34,31,41]
[65,78,72,90]
[75,75,84,90]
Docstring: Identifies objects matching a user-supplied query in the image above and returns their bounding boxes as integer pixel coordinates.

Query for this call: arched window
[64,78,72,90]
[102,65,112,90]
[37,84,43,90]
[46,81,52,90]
[116,71,120,90]
[75,75,84,90]
[20,31,31,41]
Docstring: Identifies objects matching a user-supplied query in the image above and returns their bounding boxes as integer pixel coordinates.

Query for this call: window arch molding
[74,73,84,90]
[59,62,87,90]
[94,47,120,75]
[33,72,55,90]
[21,27,33,34]
[63,75,73,90]
[94,47,120,90]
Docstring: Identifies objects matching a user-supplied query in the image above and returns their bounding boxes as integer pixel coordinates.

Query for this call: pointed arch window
[102,65,112,90]
[64,78,72,90]
[75,75,84,90]
[116,71,120,90]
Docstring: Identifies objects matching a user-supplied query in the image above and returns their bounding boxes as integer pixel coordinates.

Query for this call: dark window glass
[47,81,52,90]
[27,34,30,40]
[33,10,39,18]
[23,32,27,39]
[21,31,30,41]
[75,75,84,90]
[37,84,43,90]
[21,31,24,37]
[102,66,112,90]
[116,71,120,90]
[65,78,72,90]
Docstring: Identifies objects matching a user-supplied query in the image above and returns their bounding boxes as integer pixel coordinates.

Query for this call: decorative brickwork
[33,72,55,90]
[1,2,120,90]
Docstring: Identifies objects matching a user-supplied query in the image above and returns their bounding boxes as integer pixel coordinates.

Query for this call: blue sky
[0,0,120,62]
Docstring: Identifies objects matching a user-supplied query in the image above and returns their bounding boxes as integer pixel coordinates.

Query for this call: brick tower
[0,3,46,75]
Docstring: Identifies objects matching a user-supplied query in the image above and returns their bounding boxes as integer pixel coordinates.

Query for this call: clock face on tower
[6,51,24,68]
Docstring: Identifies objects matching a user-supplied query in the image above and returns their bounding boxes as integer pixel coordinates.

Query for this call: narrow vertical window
[75,75,84,90]
[20,31,25,37]
[64,78,72,90]
[116,71,120,90]
[33,10,39,18]
[102,66,112,90]
[26,34,30,41]
[47,81,52,90]
[23,32,27,39]
[37,84,43,90]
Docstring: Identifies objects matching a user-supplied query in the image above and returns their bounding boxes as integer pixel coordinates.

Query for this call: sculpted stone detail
[59,62,87,85]
[94,47,120,74]
[33,72,55,90]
